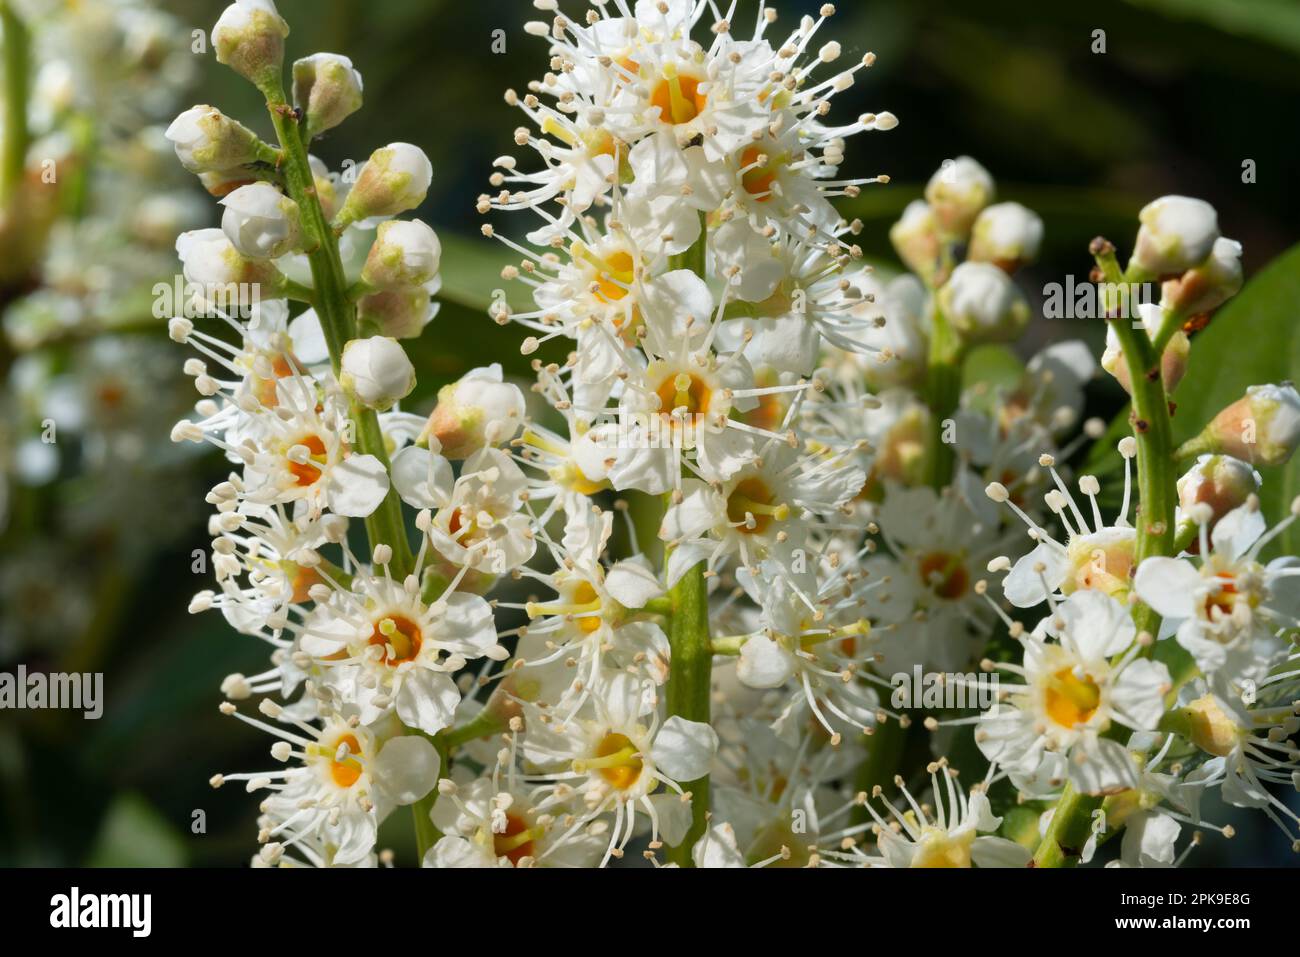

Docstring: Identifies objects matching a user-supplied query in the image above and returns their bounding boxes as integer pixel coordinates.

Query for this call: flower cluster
[171,0,1300,869]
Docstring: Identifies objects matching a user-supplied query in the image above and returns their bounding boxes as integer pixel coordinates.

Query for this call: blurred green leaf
[1125,0,1300,57]
[86,793,187,867]
[437,231,531,312]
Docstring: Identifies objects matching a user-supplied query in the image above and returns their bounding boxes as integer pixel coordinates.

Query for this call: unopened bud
[1177,454,1259,535]
[361,219,441,290]
[888,200,942,286]
[212,0,289,90]
[967,201,1042,272]
[924,156,993,238]
[340,336,416,411]
[1130,195,1219,279]
[176,228,284,305]
[938,261,1029,344]
[357,285,436,339]
[1180,693,1242,758]
[220,182,302,259]
[293,53,364,137]
[1101,302,1188,395]
[165,105,263,174]
[336,143,432,228]
[1161,236,1242,317]
[1191,383,1300,467]
[423,364,525,459]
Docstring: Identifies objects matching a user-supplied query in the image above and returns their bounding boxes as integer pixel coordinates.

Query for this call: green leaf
[1124,0,1300,58]
[85,793,187,867]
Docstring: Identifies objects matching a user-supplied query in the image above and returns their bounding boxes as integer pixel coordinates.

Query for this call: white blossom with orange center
[977,590,1171,795]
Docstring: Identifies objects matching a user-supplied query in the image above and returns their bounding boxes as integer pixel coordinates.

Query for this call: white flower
[340,336,415,411]
[429,448,536,575]
[977,590,1172,795]
[220,182,302,260]
[1134,499,1299,684]
[176,228,285,307]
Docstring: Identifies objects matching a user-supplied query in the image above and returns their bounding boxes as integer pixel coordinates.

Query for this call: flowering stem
[1096,242,1176,636]
[926,302,962,490]
[1031,782,1100,867]
[664,551,711,866]
[0,0,31,210]
[262,86,414,581]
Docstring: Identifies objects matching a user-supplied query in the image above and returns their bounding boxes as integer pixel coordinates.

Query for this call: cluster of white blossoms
[168,0,1300,869]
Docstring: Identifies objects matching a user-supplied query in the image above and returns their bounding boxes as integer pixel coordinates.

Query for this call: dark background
[2,0,1298,866]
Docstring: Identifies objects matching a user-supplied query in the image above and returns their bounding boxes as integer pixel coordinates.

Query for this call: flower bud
[308,155,341,220]
[1177,454,1259,530]
[176,228,284,306]
[1178,693,1241,758]
[361,219,441,290]
[220,182,302,259]
[1130,195,1219,279]
[423,364,525,459]
[336,143,432,227]
[1161,236,1242,317]
[1101,302,1188,396]
[358,285,437,339]
[937,261,1029,344]
[923,156,993,238]
[340,336,416,411]
[293,53,363,137]
[213,0,289,89]
[1192,383,1300,467]
[165,105,262,174]
[888,200,942,286]
[967,201,1043,272]
[198,168,259,198]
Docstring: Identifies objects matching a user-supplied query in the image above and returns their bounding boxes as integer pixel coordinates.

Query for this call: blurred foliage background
[2,0,1298,866]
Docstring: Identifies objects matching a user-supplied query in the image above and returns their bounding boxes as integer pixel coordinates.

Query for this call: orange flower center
[368,614,423,665]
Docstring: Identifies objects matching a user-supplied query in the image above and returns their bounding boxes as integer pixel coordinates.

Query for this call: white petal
[604,558,663,609]
[390,446,453,509]
[395,669,461,736]
[372,735,440,805]
[651,715,719,782]
[736,634,795,689]
[327,453,390,517]
[1133,557,1199,620]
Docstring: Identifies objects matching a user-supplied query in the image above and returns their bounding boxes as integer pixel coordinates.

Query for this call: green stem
[926,302,962,490]
[263,88,414,580]
[664,554,711,865]
[1032,782,1100,867]
[0,0,31,209]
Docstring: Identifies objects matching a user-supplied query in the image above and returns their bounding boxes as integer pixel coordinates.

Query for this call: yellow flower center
[1044,667,1101,728]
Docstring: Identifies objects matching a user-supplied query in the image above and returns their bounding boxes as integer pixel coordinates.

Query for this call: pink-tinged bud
[340,336,416,411]
[423,365,525,459]
[292,53,363,137]
[938,261,1029,344]
[212,0,289,90]
[1101,303,1188,396]
[1161,236,1242,317]
[923,156,994,239]
[1177,454,1259,542]
[197,168,259,198]
[889,200,943,286]
[967,201,1043,272]
[357,285,437,339]
[1179,693,1242,758]
[1192,383,1300,467]
[361,219,441,290]
[165,105,262,174]
[1130,195,1219,279]
[336,143,432,228]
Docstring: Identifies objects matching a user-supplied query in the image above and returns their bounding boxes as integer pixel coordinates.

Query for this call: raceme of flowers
[166,0,1300,869]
